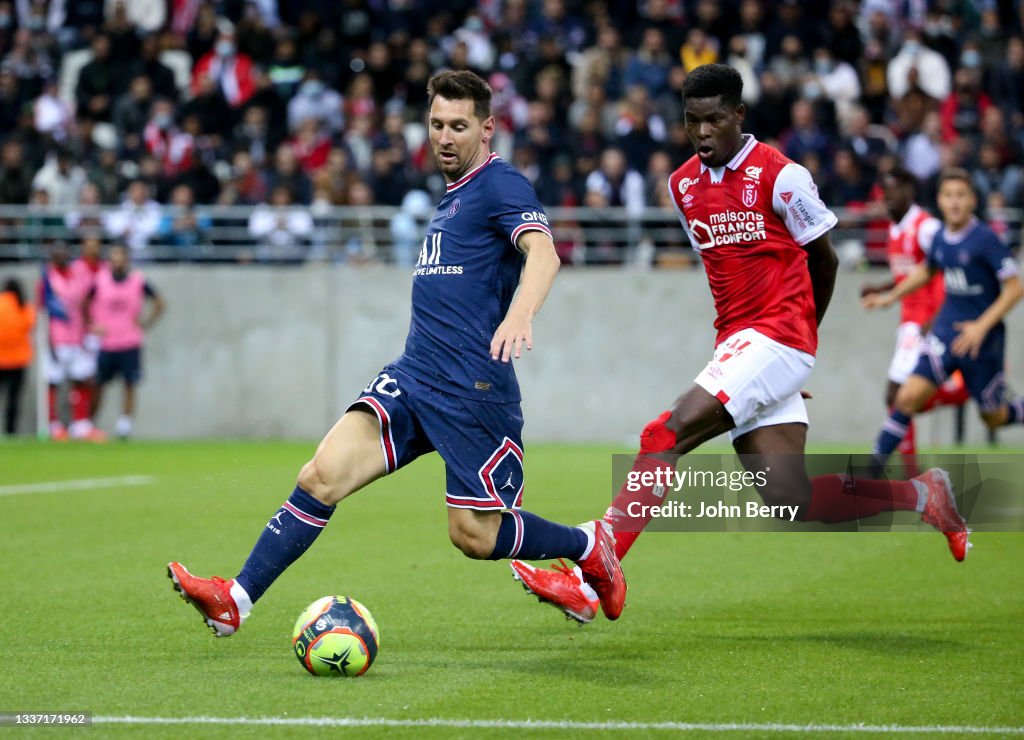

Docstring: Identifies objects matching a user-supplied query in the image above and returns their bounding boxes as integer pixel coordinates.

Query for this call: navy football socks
[487,509,589,561]
[235,486,335,604]
[871,409,912,473]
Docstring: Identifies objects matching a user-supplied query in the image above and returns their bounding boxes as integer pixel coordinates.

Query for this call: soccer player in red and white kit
[859,169,968,475]
[511,65,970,624]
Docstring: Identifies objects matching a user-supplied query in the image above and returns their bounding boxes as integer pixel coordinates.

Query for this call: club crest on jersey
[447,198,461,218]
[742,184,757,207]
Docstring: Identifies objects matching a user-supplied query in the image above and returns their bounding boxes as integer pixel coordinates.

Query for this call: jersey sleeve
[665,177,696,249]
[144,281,157,298]
[918,216,941,255]
[771,163,839,246]
[489,170,553,252]
[981,231,1020,282]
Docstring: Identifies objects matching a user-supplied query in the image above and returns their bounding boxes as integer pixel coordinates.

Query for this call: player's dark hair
[937,167,974,193]
[1,277,25,307]
[427,70,492,120]
[883,166,918,195]
[682,64,743,108]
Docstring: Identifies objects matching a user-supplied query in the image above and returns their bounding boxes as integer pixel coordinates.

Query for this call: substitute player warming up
[512,65,969,624]
[167,71,624,636]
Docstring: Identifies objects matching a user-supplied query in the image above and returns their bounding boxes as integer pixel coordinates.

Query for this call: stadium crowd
[0,0,1021,263]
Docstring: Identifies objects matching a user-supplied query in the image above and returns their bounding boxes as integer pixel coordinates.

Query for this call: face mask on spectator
[903,40,921,55]
[0,13,11,28]
[814,59,833,75]
[215,40,235,57]
[960,50,981,68]
[155,113,173,128]
[302,80,324,96]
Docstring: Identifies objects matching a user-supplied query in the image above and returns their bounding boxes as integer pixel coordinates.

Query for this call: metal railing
[0,204,1019,265]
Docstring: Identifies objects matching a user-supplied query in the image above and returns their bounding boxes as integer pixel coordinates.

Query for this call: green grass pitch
[0,440,1022,738]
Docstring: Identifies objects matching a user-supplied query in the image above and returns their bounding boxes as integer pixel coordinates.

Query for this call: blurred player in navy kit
[167,70,625,635]
[865,167,1023,469]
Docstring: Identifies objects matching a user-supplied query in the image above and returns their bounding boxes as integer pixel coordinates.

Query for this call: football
[291,596,380,677]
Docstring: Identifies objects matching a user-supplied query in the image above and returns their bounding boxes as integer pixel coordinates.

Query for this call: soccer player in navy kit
[167,71,625,636]
[865,168,1024,473]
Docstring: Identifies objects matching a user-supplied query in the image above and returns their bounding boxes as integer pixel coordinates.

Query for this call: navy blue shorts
[349,366,525,510]
[97,348,142,385]
[912,333,1007,412]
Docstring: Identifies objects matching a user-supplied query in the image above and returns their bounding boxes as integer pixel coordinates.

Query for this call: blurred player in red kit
[512,64,970,624]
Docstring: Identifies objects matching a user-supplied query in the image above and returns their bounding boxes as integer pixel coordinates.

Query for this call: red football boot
[576,520,627,619]
[915,468,972,562]
[510,558,599,624]
[167,562,247,636]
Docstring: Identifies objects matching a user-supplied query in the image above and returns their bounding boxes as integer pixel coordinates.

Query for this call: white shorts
[887,322,923,384]
[46,344,97,384]
[694,328,815,441]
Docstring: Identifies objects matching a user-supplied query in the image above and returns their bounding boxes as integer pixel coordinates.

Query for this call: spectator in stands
[268,36,305,101]
[806,47,861,124]
[571,25,628,102]
[0,276,34,435]
[128,33,178,101]
[64,182,104,233]
[679,28,718,73]
[585,146,645,218]
[940,67,992,146]
[839,104,892,177]
[368,146,408,207]
[734,0,767,71]
[32,77,71,141]
[32,147,85,206]
[287,69,343,136]
[0,139,32,205]
[766,0,818,61]
[902,111,943,183]
[0,68,22,134]
[769,35,811,96]
[158,183,211,260]
[112,74,153,155]
[288,118,330,174]
[103,179,161,256]
[180,72,233,142]
[191,19,255,108]
[724,36,760,107]
[221,149,268,206]
[143,98,192,179]
[623,27,673,99]
[781,99,833,168]
[990,36,1024,128]
[887,27,951,102]
[971,142,1023,209]
[826,148,873,207]
[821,2,863,66]
[2,27,53,100]
[186,3,218,65]
[75,33,118,122]
[265,145,311,206]
[248,184,312,263]
[85,146,122,204]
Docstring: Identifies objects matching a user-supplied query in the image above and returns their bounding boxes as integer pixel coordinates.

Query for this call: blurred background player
[865,168,1024,470]
[859,168,968,475]
[512,64,971,623]
[38,242,104,441]
[166,70,624,636]
[85,244,165,440]
[0,277,35,436]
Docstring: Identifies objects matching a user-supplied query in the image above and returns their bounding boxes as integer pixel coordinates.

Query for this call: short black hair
[682,64,743,108]
[937,167,974,193]
[427,70,492,120]
[883,166,918,194]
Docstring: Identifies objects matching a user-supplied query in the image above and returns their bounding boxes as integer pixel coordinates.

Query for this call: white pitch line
[0,475,157,497]
[92,717,1024,734]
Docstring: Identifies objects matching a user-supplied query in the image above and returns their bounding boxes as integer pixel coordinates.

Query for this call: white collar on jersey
[895,203,924,231]
[446,152,500,193]
[942,217,979,244]
[699,133,757,174]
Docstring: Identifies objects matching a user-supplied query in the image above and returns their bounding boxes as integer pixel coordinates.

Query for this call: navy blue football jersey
[928,218,1020,353]
[393,153,552,403]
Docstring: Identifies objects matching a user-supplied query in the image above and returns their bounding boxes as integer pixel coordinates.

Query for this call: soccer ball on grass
[292,596,380,677]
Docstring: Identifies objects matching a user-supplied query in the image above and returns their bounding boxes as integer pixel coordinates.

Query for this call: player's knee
[893,386,925,415]
[447,518,496,560]
[758,471,811,511]
[639,410,678,454]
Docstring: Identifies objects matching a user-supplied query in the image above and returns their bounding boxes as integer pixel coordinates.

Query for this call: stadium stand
[0,0,1019,264]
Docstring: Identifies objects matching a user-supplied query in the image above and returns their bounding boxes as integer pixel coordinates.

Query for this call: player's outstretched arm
[862,263,935,311]
[805,233,839,326]
[951,274,1023,359]
[490,231,560,363]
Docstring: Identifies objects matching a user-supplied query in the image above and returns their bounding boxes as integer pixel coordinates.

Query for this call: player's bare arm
[141,293,166,331]
[951,274,1023,359]
[862,263,936,310]
[490,230,560,363]
[804,233,839,326]
[859,279,896,299]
